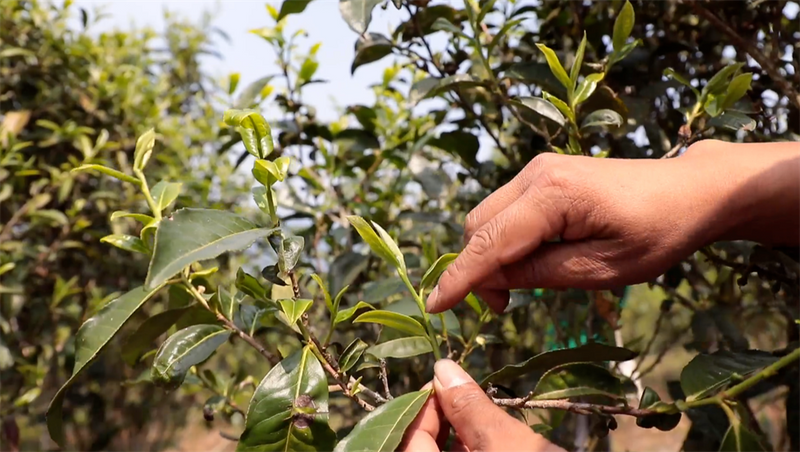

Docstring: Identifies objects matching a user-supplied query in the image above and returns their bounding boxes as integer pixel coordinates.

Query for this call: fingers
[427,188,565,313]
[401,383,449,452]
[432,360,558,452]
[463,169,532,244]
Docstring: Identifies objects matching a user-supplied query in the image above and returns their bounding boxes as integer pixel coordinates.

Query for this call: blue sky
[72,0,447,121]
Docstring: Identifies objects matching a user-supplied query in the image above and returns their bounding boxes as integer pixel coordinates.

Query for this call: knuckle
[464,208,482,241]
[469,227,496,257]
[447,386,485,420]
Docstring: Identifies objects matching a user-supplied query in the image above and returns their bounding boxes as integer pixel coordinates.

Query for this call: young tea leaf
[420,253,458,292]
[279,299,314,325]
[133,128,156,171]
[339,338,369,372]
[535,43,572,91]
[347,216,403,271]
[223,109,274,159]
[612,0,635,52]
[333,390,431,452]
[310,273,333,313]
[151,324,230,390]
[511,97,566,126]
[334,301,374,325]
[354,310,427,337]
[366,336,433,360]
[71,164,141,186]
[101,234,149,255]
[150,181,182,213]
[570,32,587,86]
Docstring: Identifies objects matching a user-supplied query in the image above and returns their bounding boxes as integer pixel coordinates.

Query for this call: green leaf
[47,285,163,447]
[237,347,336,451]
[719,73,753,111]
[708,112,756,132]
[339,338,369,372]
[223,109,274,159]
[354,310,426,337]
[481,343,637,386]
[298,58,319,84]
[636,387,682,431]
[146,208,277,289]
[542,92,575,123]
[570,32,587,86]
[702,63,745,98]
[347,216,403,271]
[151,324,230,390]
[409,74,482,105]
[465,293,483,315]
[532,363,624,400]
[278,0,314,20]
[612,0,635,52]
[334,390,431,452]
[332,286,349,313]
[253,157,291,187]
[235,76,275,109]
[279,299,314,325]
[338,0,383,34]
[581,109,624,130]
[366,336,432,360]
[121,307,192,366]
[100,234,149,254]
[110,211,154,224]
[150,181,182,212]
[511,97,566,126]
[680,350,778,401]
[429,131,480,168]
[572,73,604,106]
[133,128,156,171]
[420,253,458,292]
[334,301,374,325]
[719,424,768,452]
[310,274,333,313]
[383,299,461,338]
[351,33,393,75]
[228,72,241,95]
[663,68,700,98]
[71,164,141,186]
[210,285,243,321]
[370,221,405,271]
[236,268,268,301]
[279,235,304,273]
[431,17,462,35]
[535,43,571,90]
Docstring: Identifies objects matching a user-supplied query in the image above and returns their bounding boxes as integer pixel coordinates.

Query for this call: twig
[458,309,491,365]
[690,1,800,110]
[631,310,666,377]
[491,396,657,417]
[379,359,393,400]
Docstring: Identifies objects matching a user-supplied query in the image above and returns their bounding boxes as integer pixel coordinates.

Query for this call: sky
[70,0,450,121]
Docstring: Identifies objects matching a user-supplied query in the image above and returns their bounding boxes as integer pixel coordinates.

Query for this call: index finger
[426,187,565,313]
[400,383,449,452]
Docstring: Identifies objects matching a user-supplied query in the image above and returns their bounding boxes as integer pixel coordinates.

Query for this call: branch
[379,359,393,400]
[690,1,800,110]
[491,396,657,417]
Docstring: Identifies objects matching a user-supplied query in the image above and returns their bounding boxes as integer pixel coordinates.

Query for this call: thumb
[432,360,558,452]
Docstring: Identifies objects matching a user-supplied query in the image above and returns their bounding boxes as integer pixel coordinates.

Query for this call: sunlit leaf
[534,43,571,90]
[279,299,314,325]
[366,336,432,360]
[150,181,182,213]
[101,234,149,255]
[354,310,426,336]
[224,109,274,159]
[335,301,374,325]
[510,97,566,126]
[71,164,141,186]
[133,128,156,171]
[420,253,458,292]
[612,0,635,52]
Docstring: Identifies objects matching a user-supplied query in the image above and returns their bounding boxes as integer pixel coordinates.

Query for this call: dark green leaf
[511,97,566,126]
[680,350,778,401]
[146,208,277,289]
[636,387,682,431]
[488,18,524,56]
[533,363,624,400]
[420,253,458,292]
[121,306,192,366]
[101,234,149,255]
[581,109,624,130]
[235,76,275,109]
[237,347,335,451]
[47,285,163,447]
[429,131,480,167]
[334,301,374,325]
[719,424,768,452]
[409,74,482,105]
[237,268,268,300]
[278,0,314,20]
[612,0,635,52]
[224,109,274,159]
[333,390,431,452]
[279,299,314,325]
[503,62,566,97]
[366,336,432,360]
[481,343,637,386]
[150,181,182,212]
[708,112,757,133]
[338,0,383,34]
[351,33,393,74]
[354,310,426,336]
[339,338,368,372]
[535,43,571,90]
[151,324,230,390]
[431,17,462,35]
[261,264,288,287]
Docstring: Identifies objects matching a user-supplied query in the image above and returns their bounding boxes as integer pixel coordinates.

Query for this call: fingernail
[433,359,473,389]
[425,286,440,313]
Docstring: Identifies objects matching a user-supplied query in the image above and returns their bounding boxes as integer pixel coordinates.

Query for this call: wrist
[683,141,800,246]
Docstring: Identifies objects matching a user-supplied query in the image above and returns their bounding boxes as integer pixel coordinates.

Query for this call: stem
[491,396,658,417]
[134,169,162,221]
[400,272,442,360]
[379,359,393,400]
[458,309,491,365]
[182,280,278,365]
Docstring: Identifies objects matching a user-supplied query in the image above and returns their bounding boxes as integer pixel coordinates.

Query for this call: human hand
[425,140,800,314]
[402,359,565,452]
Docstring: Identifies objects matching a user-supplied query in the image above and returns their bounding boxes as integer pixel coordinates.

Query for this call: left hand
[401,359,566,452]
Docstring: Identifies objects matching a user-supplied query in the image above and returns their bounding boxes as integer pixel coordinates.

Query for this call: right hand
[426,140,800,314]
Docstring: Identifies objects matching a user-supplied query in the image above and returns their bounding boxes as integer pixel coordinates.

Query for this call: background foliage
[1,0,798,451]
